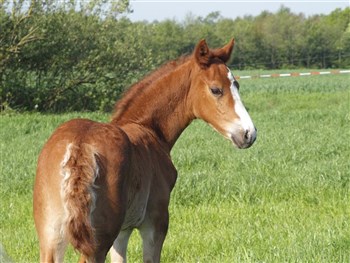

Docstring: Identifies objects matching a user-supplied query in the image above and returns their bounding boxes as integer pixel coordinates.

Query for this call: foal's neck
[112,60,195,150]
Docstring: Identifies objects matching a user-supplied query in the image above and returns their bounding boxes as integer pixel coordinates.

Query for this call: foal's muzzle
[231,127,257,149]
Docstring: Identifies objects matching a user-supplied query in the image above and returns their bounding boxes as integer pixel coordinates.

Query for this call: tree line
[1,0,349,112]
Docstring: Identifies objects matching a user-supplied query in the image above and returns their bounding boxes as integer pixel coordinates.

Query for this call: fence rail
[236,70,350,80]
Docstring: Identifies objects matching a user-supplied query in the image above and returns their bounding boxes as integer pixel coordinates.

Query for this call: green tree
[1,3,349,112]
[1,0,131,111]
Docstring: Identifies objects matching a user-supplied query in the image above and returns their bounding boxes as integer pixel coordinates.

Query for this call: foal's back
[33,119,131,262]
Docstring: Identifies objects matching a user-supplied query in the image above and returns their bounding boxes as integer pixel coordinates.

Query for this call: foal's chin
[230,137,254,149]
[228,133,256,149]
[223,124,257,149]
[213,127,254,149]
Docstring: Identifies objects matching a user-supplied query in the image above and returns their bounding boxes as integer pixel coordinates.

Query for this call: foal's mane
[111,55,191,122]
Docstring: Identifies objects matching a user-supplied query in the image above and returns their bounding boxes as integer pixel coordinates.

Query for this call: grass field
[0,72,349,262]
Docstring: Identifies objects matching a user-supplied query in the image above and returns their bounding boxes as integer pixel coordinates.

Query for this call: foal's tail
[60,143,99,257]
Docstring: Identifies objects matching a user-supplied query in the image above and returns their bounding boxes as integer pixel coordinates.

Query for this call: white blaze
[227,68,255,133]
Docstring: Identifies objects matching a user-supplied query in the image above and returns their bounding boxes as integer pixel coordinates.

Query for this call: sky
[126,0,349,22]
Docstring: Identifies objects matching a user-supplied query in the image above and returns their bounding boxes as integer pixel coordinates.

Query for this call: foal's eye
[233,80,240,90]
[210,87,223,96]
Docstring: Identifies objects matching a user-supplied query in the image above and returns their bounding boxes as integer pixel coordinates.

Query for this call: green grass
[1,73,349,262]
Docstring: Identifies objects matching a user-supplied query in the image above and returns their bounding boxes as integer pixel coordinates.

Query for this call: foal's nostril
[244,130,249,140]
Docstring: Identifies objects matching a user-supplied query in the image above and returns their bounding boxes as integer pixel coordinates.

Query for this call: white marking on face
[226,68,256,137]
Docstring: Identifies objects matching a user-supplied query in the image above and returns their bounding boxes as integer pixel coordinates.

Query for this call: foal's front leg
[138,210,169,263]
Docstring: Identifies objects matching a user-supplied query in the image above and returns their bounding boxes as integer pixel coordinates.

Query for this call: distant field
[0,72,349,262]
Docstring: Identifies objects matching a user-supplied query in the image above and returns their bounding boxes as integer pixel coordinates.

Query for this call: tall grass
[0,73,349,262]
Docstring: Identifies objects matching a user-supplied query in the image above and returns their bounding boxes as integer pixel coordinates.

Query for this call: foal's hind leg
[39,239,67,263]
[35,202,68,262]
[110,229,133,263]
[77,229,129,263]
[37,219,67,263]
[138,210,169,263]
[78,248,110,263]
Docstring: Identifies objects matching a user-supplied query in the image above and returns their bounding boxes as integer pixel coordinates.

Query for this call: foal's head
[189,39,256,149]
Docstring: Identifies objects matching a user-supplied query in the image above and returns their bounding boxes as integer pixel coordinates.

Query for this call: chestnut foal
[33,39,256,263]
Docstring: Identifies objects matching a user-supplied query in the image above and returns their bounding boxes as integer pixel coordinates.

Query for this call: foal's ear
[212,38,235,63]
[194,39,211,68]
